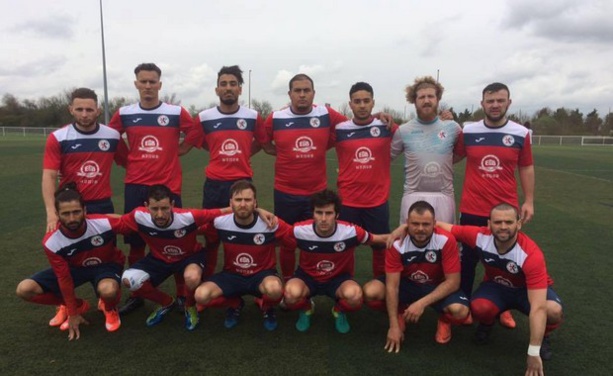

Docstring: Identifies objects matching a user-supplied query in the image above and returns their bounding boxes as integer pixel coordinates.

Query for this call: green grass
[1,136,612,375]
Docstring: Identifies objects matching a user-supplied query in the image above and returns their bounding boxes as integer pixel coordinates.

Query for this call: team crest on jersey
[506,261,519,274]
[236,119,247,130]
[253,233,266,245]
[502,135,515,146]
[233,253,258,269]
[370,127,381,137]
[309,117,321,128]
[353,147,375,164]
[157,115,170,126]
[77,161,102,178]
[174,229,186,238]
[425,250,437,263]
[91,235,104,247]
[410,270,429,283]
[219,139,242,156]
[293,136,317,153]
[438,130,447,140]
[423,161,441,177]
[316,260,335,273]
[98,139,110,151]
[478,154,503,173]
[163,245,183,256]
[333,242,346,252]
[138,135,163,153]
[82,257,102,267]
[493,276,513,287]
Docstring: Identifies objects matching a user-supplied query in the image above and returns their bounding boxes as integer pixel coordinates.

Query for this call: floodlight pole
[248,69,252,108]
[100,0,110,124]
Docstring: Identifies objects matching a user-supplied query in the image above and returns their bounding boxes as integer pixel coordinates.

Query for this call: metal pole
[100,0,110,124]
[248,69,252,108]
[436,69,440,83]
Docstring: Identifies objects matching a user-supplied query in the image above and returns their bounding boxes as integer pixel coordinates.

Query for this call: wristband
[527,345,541,357]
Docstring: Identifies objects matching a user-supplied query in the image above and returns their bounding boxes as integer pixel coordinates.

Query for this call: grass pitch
[1,135,612,375]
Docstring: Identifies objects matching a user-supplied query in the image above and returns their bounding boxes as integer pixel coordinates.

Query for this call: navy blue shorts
[31,263,122,296]
[207,269,279,298]
[124,184,182,246]
[274,189,312,225]
[85,198,114,214]
[378,275,469,313]
[472,281,563,315]
[293,268,353,300]
[202,178,250,209]
[339,201,390,250]
[128,252,204,287]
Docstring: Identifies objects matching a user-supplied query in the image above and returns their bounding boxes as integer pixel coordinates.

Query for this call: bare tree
[251,98,273,118]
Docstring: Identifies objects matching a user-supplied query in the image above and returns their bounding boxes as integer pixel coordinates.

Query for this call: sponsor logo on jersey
[502,135,515,147]
[227,235,237,240]
[475,137,485,143]
[425,250,437,263]
[98,139,110,151]
[333,242,346,252]
[353,147,375,164]
[71,143,82,150]
[346,132,356,138]
[293,136,317,153]
[407,256,418,262]
[77,160,102,178]
[484,258,496,263]
[236,119,247,130]
[174,229,186,238]
[423,161,442,177]
[410,270,429,283]
[66,248,78,256]
[253,233,265,245]
[91,235,104,247]
[478,155,503,173]
[316,260,335,273]
[370,127,381,137]
[132,118,142,123]
[82,257,102,267]
[308,245,318,250]
[219,139,242,156]
[214,122,223,129]
[149,231,158,235]
[309,117,321,128]
[138,135,163,153]
[493,276,513,287]
[285,122,294,127]
[233,253,258,269]
[459,296,469,301]
[157,115,170,126]
[506,261,519,274]
[163,245,183,256]
[438,130,447,140]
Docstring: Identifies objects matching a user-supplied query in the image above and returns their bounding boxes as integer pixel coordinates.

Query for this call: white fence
[533,135,613,146]
[1,127,58,137]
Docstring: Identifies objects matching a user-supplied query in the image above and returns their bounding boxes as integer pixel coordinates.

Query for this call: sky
[1,0,612,120]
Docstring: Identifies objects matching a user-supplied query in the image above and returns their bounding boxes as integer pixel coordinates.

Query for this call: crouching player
[119,184,232,330]
[437,203,563,376]
[16,184,123,340]
[364,201,469,352]
[283,189,388,334]
[195,180,293,331]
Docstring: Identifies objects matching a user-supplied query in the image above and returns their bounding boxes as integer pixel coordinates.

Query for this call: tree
[251,98,273,119]
[380,106,405,124]
[584,109,602,135]
[338,102,353,119]
[457,108,473,125]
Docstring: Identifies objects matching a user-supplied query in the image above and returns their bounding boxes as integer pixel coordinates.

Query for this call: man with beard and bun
[332,82,397,279]
[366,201,469,352]
[110,63,201,314]
[195,180,294,331]
[456,82,535,329]
[180,65,265,277]
[436,203,563,376]
[119,185,231,330]
[16,184,124,340]
[42,88,126,327]
[390,76,462,226]
[282,189,389,334]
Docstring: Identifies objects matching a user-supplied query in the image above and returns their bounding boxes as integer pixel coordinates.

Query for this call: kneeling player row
[17,182,562,376]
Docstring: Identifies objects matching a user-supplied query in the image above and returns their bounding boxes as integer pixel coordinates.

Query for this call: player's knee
[446,303,470,320]
[16,279,39,300]
[340,283,363,303]
[470,298,499,323]
[262,277,283,298]
[283,280,304,303]
[194,283,214,305]
[97,279,119,298]
[547,301,563,323]
[362,279,385,301]
[121,269,149,292]
[183,271,202,290]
